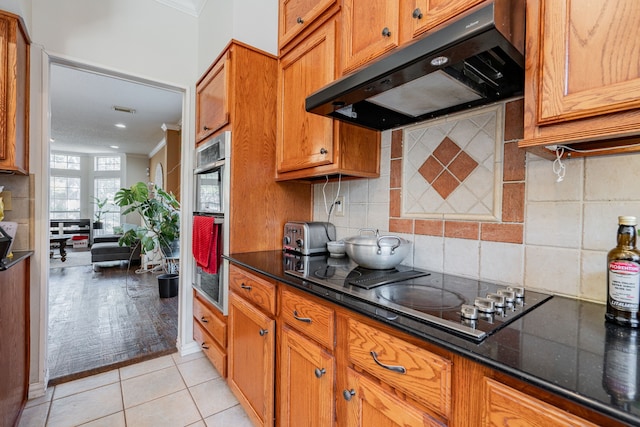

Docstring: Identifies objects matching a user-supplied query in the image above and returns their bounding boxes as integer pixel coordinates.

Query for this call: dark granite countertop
[0,250,32,270]
[227,250,640,426]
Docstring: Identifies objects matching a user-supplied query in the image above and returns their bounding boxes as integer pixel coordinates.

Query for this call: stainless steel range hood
[305,0,524,131]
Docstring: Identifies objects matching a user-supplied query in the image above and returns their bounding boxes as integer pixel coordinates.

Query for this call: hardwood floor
[48,251,179,385]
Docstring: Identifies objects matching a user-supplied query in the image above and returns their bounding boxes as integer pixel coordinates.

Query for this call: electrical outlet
[335,196,345,217]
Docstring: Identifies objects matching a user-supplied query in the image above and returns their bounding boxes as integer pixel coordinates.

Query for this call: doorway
[45,59,186,384]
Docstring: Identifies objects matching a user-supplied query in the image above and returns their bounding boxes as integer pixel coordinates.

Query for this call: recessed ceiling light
[110,145,119,149]
[115,123,126,128]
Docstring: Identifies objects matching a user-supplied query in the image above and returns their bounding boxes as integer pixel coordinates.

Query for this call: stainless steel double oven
[193,131,230,314]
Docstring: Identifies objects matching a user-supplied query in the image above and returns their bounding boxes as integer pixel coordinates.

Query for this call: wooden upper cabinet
[0,11,29,175]
[521,0,640,149]
[342,0,399,74]
[279,0,337,50]
[277,18,337,174]
[400,0,484,42]
[195,51,230,143]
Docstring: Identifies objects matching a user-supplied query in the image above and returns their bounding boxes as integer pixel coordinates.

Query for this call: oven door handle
[370,351,406,374]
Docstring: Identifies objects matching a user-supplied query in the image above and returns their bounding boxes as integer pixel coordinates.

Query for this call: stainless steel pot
[344,229,412,269]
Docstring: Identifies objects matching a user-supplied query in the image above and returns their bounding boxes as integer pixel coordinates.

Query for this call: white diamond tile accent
[402,105,503,220]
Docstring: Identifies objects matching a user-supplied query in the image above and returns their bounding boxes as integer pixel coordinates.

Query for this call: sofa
[91,234,141,265]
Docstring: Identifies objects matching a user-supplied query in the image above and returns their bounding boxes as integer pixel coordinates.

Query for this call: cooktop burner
[283,254,553,341]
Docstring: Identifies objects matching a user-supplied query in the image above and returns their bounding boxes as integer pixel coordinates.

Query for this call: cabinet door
[279,0,337,49]
[483,378,599,427]
[196,51,230,143]
[342,368,444,427]
[228,293,275,427]
[342,0,399,74]
[521,0,640,148]
[401,0,483,42]
[0,259,28,427]
[279,326,335,427]
[277,18,336,173]
[0,13,29,175]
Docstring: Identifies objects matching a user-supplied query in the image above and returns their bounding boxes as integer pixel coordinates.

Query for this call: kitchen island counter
[227,250,640,426]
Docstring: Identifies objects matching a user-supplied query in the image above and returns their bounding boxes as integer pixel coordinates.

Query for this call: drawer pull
[200,316,209,323]
[203,126,211,131]
[259,328,269,336]
[370,351,406,374]
[240,283,252,291]
[381,27,391,37]
[201,342,209,350]
[343,389,356,401]
[412,8,423,19]
[296,16,304,24]
[314,367,326,378]
[293,310,312,323]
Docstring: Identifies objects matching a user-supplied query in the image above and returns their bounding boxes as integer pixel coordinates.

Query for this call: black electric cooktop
[283,254,553,342]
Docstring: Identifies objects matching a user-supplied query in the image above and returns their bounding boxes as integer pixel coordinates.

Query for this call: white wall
[0,0,31,31]
[31,0,199,86]
[197,0,278,76]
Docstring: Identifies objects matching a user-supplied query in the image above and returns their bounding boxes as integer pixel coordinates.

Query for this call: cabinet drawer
[193,320,227,378]
[229,265,276,315]
[347,318,451,418]
[193,293,227,348]
[281,288,335,349]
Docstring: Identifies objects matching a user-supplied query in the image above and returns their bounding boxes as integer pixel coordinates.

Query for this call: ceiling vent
[112,105,136,114]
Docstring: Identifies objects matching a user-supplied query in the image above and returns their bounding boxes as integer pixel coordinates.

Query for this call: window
[94,178,121,233]
[50,154,80,170]
[95,156,121,171]
[50,176,81,219]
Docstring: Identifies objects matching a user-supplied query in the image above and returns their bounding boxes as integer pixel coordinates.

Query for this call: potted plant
[91,196,109,230]
[114,182,181,297]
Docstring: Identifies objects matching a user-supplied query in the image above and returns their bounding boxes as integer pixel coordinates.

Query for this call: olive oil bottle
[606,216,640,327]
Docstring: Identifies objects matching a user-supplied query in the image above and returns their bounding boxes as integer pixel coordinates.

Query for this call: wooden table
[49,234,74,262]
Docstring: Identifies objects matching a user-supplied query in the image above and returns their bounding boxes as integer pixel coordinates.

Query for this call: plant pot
[158,273,179,298]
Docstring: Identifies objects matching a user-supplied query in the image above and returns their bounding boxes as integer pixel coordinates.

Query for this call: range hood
[305,0,524,131]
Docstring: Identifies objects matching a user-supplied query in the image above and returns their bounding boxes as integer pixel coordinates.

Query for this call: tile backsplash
[0,174,32,251]
[313,98,638,304]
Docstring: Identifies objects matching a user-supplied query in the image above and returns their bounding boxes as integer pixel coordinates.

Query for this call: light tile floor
[18,351,253,427]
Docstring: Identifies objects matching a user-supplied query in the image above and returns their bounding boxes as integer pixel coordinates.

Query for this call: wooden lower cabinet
[342,367,444,427]
[0,257,29,427]
[228,292,275,427]
[192,290,227,377]
[278,326,335,427]
[483,378,599,427]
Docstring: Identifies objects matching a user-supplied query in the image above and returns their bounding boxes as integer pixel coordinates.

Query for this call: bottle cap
[619,216,637,225]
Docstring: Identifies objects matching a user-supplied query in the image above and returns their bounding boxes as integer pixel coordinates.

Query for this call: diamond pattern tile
[448,151,478,182]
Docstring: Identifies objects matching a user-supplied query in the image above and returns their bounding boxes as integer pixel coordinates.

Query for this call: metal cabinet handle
[203,126,210,131]
[381,27,391,37]
[240,283,252,291]
[296,16,304,24]
[201,342,209,350]
[200,316,209,323]
[314,367,326,378]
[370,351,406,374]
[412,8,423,19]
[343,389,356,401]
[293,310,312,323]
[259,328,269,336]
[320,148,328,155]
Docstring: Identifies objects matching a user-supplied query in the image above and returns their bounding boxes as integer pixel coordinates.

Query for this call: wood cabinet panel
[277,18,336,174]
[346,318,451,419]
[0,258,29,427]
[342,367,444,427]
[280,288,335,349]
[400,0,484,42]
[342,0,399,74]
[193,320,227,378]
[193,292,226,348]
[483,378,599,426]
[279,326,335,427]
[279,0,337,50]
[521,0,640,150]
[229,293,275,427]
[0,11,28,175]
[229,264,276,316]
[195,52,230,143]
